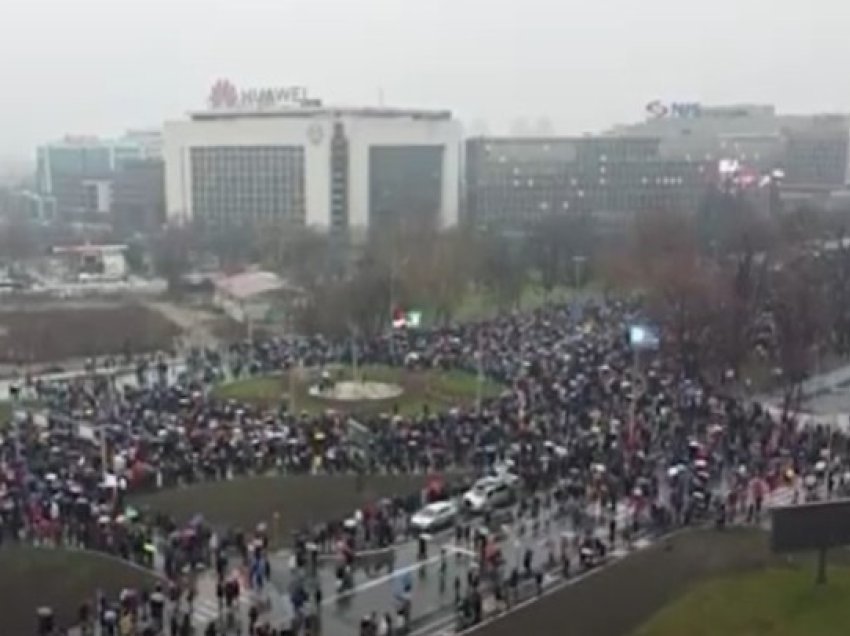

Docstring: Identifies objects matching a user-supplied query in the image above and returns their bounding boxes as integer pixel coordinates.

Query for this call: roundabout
[211,364,503,416]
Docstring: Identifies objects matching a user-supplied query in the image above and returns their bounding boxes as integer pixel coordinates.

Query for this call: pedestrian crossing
[191,593,253,625]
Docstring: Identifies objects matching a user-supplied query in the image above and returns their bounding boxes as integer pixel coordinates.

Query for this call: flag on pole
[392,308,422,329]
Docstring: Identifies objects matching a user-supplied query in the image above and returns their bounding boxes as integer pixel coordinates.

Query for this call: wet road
[251,493,654,636]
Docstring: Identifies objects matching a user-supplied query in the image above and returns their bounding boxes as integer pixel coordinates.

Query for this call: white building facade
[163,105,461,231]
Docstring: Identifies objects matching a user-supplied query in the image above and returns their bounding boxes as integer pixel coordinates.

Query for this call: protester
[5,297,845,634]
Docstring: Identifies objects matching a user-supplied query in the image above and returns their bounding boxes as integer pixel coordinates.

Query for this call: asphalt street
[205,469,801,636]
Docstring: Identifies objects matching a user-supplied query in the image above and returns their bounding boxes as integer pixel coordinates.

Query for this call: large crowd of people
[6,297,850,635]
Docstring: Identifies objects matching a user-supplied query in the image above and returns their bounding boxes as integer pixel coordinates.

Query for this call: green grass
[0,546,157,634]
[454,283,577,323]
[212,364,503,417]
[633,565,850,636]
[130,473,443,549]
[211,374,285,404]
[427,368,503,400]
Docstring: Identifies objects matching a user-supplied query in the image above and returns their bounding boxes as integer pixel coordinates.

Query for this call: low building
[465,136,716,228]
[613,103,850,189]
[51,244,129,281]
[213,270,300,327]
[112,158,165,232]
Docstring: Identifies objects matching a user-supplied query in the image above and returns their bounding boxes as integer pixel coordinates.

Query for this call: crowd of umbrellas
[7,298,850,635]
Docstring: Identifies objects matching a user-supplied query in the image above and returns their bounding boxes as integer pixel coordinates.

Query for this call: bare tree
[475,230,527,310]
[0,215,39,264]
[525,213,593,297]
[768,258,829,415]
[152,225,194,292]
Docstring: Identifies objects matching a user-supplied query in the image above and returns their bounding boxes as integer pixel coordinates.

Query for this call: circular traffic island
[213,364,504,417]
[307,378,404,402]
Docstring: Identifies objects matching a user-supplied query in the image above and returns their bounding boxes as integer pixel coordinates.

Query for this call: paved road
[179,458,796,636]
[180,481,798,636]
[406,485,799,636]
[66,479,798,636]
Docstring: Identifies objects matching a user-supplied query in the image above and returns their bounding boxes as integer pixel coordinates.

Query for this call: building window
[190,145,305,226]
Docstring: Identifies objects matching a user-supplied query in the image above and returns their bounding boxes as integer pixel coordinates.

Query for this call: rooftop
[189,105,452,122]
[214,270,289,300]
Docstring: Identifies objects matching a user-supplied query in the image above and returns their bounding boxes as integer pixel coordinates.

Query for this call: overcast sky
[2,0,849,165]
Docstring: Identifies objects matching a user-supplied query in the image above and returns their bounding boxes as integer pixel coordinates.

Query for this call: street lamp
[628,324,660,444]
[572,255,587,288]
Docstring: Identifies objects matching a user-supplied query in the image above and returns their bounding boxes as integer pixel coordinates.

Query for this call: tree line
[602,195,850,413]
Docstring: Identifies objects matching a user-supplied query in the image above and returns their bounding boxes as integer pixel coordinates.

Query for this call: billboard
[629,324,660,350]
[771,499,850,553]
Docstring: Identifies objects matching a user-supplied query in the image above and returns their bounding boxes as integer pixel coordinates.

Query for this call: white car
[410,501,458,533]
[463,476,515,513]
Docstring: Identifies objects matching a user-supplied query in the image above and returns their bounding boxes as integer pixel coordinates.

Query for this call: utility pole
[476,333,484,412]
[573,255,586,288]
[388,234,396,363]
[351,329,359,383]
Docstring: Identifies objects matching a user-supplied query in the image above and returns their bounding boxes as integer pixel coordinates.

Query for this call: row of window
[190,146,306,223]
[472,191,703,215]
[471,174,702,190]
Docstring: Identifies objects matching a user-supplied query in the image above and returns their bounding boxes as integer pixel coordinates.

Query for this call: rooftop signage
[207,79,310,110]
[646,100,702,119]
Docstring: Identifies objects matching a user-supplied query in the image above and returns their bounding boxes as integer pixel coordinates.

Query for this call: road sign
[771,498,850,584]
[772,499,850,552]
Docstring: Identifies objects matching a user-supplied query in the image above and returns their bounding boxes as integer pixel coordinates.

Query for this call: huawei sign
[206,79,311,110]
[208,79,239,109]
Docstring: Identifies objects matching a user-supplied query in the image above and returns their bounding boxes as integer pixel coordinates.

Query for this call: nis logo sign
[646,100,702,119]
[207,79,310,110]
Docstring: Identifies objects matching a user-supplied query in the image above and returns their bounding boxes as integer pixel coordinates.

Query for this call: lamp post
[475,333,484,413]
[572,255,587,288]
[628,324,659,444]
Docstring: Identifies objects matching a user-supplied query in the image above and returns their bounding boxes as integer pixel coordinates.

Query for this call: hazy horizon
[2,0,850,166]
